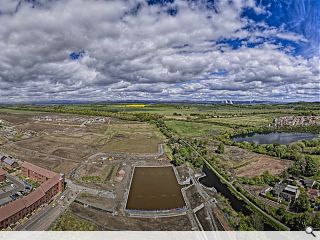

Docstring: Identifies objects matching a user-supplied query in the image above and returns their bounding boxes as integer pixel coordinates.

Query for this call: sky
[0,0,319,103]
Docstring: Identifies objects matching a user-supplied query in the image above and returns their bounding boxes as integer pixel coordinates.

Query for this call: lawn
[165,120,231,138]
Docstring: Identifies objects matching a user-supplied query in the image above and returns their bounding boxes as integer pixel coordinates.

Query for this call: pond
[126,166,185,211]
[232,132,318,145]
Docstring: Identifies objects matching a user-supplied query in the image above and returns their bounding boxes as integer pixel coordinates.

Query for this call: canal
[200,164,276,230]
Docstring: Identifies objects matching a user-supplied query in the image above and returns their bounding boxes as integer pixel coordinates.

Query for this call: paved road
[15,188,77,231]
[15,176,114,230]
[0,175,25,200]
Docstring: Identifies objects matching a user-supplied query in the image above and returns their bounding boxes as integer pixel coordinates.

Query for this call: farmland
[166,120,231,138]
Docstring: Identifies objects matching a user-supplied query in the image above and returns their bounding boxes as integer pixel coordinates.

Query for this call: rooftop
[284,185,299,193]
[22,188,45,208]
[22,162,56,179]
[0,198,25,222]
[40,174,61,192]
[2,158,17,166]
[0,168,6,176]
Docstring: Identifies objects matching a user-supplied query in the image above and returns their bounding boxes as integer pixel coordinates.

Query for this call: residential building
[281,185,300,202]
[21,162,56,183]
[302,179,316,189]
[1,157,18,169]
[0,168,6,182]
[273,183,300,202]
[308,189,320,203]
[0,161,65,229]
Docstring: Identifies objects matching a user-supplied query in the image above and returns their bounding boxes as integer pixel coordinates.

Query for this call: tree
[276,205,286,219]
[312,212,320,230]
[288,160,303,176]
[250,213,264,231]
[217,142,225,154]
[293,190,311,213]
[287,213,311,230]
[237,214,255,231]
[304,156,317,177]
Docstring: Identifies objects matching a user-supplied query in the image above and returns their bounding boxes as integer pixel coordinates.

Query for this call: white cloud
[0,0,319,103]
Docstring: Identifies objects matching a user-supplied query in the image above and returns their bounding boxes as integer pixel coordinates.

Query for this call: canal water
[200,164,276,230]
[232,132,318,145]
[199,164,251,215]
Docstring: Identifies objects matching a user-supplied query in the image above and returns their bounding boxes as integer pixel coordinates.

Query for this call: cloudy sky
[0,0,319,103]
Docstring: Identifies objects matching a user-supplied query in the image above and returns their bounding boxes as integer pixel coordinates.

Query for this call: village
[273,116,320,128]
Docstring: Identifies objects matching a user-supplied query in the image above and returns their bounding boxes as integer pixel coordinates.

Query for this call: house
[307,189,320,203]
[260,187,272,196]
[301,179,316,189]
[273,183,300,202]
[281,185,300,202]
[272,183,285,197]
[2,158,18,169]
[0,168,6,182]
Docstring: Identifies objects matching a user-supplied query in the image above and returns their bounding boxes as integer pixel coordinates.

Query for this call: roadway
[0,174,25,200]
[15,177,115,230]
[15,188,77,230]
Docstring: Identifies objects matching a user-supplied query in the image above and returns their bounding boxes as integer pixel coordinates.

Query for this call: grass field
[210,145,292,177]
[9,102,319,118]
[102,122,163,153]
[200,114,274,127]
[51,210,99,231]
[165,120,231,138]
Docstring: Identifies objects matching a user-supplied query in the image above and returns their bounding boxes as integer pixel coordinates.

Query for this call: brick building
[0,162,65,229]
[0,168,6,182]
[21,162,57,183]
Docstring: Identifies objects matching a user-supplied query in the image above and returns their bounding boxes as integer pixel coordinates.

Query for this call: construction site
[0,111,230,231]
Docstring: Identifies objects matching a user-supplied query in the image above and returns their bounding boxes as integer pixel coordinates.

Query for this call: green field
[200,114,274,127]
[5,102,319,118]
[166,120,231,138]
[51,210,99,231]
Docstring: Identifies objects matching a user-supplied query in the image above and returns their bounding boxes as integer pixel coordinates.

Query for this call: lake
[232,132,318,145]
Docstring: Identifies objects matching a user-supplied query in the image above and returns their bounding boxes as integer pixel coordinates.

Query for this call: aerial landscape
[0,103,319,231]
[0,0,319,235]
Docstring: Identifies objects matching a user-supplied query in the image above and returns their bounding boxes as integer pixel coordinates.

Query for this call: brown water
[126,166,186,211]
